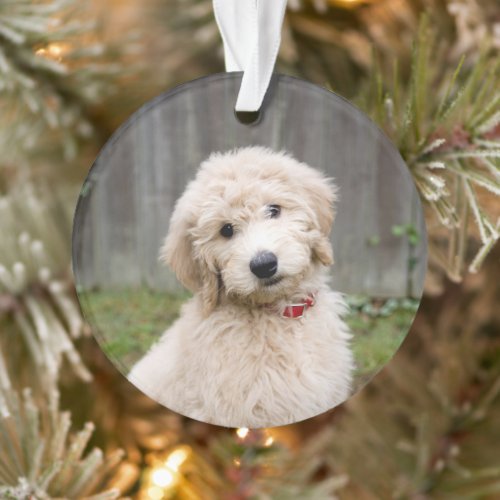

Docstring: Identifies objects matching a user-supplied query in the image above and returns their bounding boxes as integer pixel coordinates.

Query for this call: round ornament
[73,72,427,428]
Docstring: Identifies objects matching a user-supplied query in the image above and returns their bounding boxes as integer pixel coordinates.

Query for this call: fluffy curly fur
[128,147,354,428]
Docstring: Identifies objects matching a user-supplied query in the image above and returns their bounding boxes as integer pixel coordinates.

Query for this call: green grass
[347,307,415,390]
[81,288,418,388]
[80,288,190,372]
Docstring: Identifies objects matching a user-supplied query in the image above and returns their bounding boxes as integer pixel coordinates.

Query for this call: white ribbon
[213,0,288,112]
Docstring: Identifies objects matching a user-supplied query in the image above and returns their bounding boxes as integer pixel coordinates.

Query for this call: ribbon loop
[213,0,287,113]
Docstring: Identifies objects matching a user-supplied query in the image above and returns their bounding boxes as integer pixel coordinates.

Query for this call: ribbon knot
[213,0,288,113]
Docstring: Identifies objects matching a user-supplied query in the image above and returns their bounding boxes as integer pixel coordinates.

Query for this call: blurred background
[0,0,499,499]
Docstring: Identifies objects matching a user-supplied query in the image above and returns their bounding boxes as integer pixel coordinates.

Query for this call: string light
[264,435,274,447]
[151,468,175,488]
[48,43,63,57]
[141,446,192,499]
[165,446,189,471]
[35,43,69,62]
[236,427,249,439]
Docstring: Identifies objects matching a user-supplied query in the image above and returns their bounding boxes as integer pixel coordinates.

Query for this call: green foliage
[391,222,422,283]
[0,187,91,392]
[392,223,421,246]
[346,296,419,386]
[0,0,125,168]
[0,383,122,500]
[0,187,129,498]
[360,15,500,281]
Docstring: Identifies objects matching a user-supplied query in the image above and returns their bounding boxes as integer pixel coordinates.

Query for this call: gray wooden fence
[73,73,427,298]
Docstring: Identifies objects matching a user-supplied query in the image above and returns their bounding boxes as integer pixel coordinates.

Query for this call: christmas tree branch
[359,15,500,282]
[0,187,91,392]
[0,0,125,165]
[0,372,122,499]
[325,259,500,498]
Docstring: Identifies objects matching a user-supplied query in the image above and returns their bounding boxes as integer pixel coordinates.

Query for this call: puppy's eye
[220,223,234,238]
[267,204,281,219]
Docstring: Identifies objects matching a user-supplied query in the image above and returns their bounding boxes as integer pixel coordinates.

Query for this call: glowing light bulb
[264,436,274,447]
[236,427,249,439]
[35,43,68,61]
[48,43,63,57]
[166,447,189,471]
[151,468,175,488]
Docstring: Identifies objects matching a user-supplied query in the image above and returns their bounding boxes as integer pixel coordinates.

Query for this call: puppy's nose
[250,251,278,279]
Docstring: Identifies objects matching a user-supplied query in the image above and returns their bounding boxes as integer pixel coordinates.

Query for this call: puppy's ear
[300,170,337,267]
[160,190,221,316]
[160,193,201,292]
[301,172,337,235]
[312,232,334,266]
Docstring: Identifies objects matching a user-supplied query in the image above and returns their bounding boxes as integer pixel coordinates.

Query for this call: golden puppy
[129,146,353,427]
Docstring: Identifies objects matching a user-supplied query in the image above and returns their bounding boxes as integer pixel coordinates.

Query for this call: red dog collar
[280,293,316,319]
